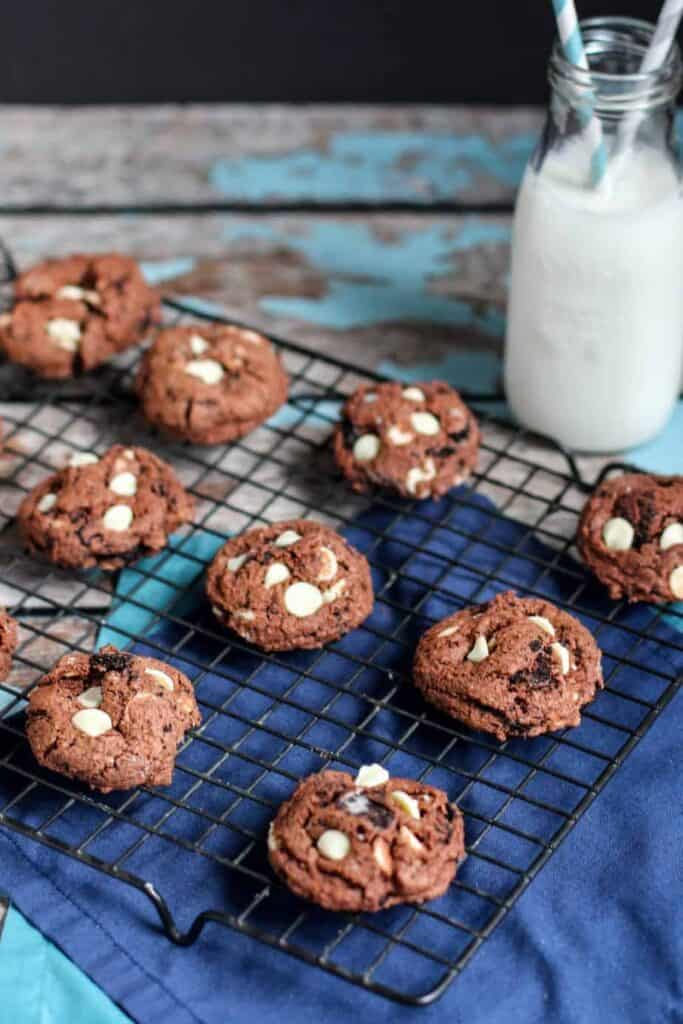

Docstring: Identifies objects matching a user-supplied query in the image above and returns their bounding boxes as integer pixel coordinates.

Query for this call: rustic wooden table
[0,104,535,365]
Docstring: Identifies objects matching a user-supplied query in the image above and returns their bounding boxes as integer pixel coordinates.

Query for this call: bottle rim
[549,16,682,112]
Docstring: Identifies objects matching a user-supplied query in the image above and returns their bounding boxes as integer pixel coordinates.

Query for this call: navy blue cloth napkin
[1,490,681,1024]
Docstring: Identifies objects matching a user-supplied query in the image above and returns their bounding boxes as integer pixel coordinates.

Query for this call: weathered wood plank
[0,211,511,374]
[0,105,541,208]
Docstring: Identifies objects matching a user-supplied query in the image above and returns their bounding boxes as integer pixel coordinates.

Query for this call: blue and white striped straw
[640,0,683,74]
[612,0,683,169]
[551,0,607,184]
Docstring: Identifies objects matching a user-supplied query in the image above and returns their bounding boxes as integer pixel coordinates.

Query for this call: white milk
[504,140,683,451]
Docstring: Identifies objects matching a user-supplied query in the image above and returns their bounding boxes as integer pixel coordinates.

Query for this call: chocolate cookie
[206,519,374,651]
[268,765,465,912]
[333,380,480,500]
[0,253,160,378]
[26,645,201,793]
[136,323,288,445]
[18,444,194,570]
[413,591,603,741]
[577,472,683,604]
[0,608,18,681]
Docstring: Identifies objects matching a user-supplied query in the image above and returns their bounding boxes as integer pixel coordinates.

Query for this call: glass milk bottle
[505,17,683,452]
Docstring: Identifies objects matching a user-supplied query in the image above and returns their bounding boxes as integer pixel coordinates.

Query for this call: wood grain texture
[0,105,541,208]
[0,211,510,373]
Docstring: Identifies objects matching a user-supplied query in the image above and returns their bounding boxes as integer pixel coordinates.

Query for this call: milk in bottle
[505,17,683,451]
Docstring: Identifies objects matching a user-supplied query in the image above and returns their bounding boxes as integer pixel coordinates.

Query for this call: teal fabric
[0,907,128,1023]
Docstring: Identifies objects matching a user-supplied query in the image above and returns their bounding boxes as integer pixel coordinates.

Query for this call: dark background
[1,0,676,104]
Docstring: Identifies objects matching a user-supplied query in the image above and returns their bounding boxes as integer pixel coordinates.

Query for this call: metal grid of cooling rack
[0,273,682,1005]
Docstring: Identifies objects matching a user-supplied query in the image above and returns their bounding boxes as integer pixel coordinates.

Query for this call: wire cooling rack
[0,253,682,1005]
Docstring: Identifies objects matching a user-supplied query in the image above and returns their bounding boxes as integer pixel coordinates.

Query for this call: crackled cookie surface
[413,591,603,741]
[333,380,480,500]
[206,519,374,650]
[268,766,465,912]
[0,608,18,681]
[18,444,194,570]
[0,253,160,378]
[27,646,200,793]
[136,323,288,445]
[577,473,683,604]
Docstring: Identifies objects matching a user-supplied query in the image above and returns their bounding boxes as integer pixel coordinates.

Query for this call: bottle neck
[548,16,682,119]
[539,17,682,174]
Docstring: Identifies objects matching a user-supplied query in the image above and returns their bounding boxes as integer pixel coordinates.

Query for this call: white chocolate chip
[144,667,174,691]
[405,458,436,495]
[37,492,57,513]
[267,821,280,852]
[284,581,323,617]
[46,318,81,351]
[228,557,249,573]
[660,523,683,550]
[227,552,250,572]
[387,424,413,446]
[467,635,489,663]
[274,530,302,547]
[373,837,392,874]
[670,566,683,599]
[316,829,350,860]
[0,312,11,327]
[234,608,255,621]
[56,284,100,306]
[322,578,346,603]
[103,505,133,532]
[551,642,570,675]
[71,708,112,737]
[185,358,225,385]
[57,284,86,301]
[390,790,421,820]
[264,562,291,588]
[241,329,263,344]
[353,433,380,463]
[109,471,137,497]
[399,826,424,853]
[123,449,135,459]
[68,452,99,467]
[602,517,634,552]
[77,685,103,709]
[528,615,555,637]
[355,763,389,788]
[362,392,377,403]
[317,546,338,581]
[410,411,440,436]
[402,387,425,402]
[189,333,209,355]
[438,625,458,638]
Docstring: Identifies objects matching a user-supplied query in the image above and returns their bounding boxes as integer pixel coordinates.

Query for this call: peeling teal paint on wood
[378,350,502,394]
[140,258,196,285]
[224,219,509,331]
[209,131,535,202]
[629,403,683,474]
[170,294,228,318]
